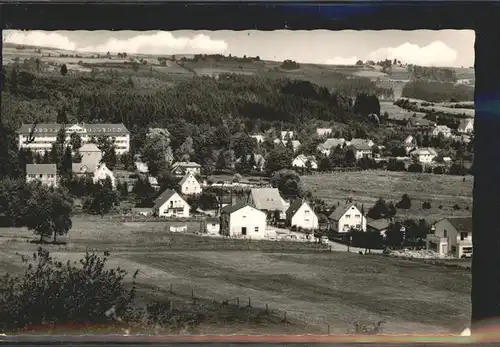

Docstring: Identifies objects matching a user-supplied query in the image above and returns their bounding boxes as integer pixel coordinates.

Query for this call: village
[16,115,473,260]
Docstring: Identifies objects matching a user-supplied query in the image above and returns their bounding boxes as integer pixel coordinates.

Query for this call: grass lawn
[0,215,470,335]
[301,170,473,222]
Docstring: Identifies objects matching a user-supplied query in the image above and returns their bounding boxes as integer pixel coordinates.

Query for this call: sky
[3,30,475,67]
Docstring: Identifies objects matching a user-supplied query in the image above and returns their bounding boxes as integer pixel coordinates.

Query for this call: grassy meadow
[301,170,473,222]
[0,215,471,335]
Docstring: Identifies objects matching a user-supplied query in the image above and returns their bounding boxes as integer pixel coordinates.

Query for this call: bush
[407,163,423,173]
[396,194,412,210]
[0,248,137,333]
[433,166,445,174]
[453,204,461,210]
[422,202,432,209]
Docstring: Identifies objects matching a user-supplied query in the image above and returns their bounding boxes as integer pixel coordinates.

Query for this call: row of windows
[27,174,56,178]
[345,214,361,219]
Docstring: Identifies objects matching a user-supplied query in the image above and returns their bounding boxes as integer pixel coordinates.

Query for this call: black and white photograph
[0,28,475,336]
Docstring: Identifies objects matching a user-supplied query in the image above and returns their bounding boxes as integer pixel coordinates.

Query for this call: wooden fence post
[265,304,269,315]
[236,297,240,307]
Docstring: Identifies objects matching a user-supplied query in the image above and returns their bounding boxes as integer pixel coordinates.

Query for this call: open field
[0,215,470,334]
[403,98,475,117]
[380,101,426,120]
[301,170,473,222]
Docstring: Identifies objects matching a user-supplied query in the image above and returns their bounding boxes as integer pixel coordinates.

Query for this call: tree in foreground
[24,183,73,243]
[0,248,137,332]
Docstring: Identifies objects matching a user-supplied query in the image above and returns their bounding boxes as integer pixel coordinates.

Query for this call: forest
[1,66,386,178]
[401,80,474,102]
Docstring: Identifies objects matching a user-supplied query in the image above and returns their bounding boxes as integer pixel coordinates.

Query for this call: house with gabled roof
[171,161,201,176]
[26,164,58,187]
[410,147,438,164]
[328,204,367,233]
[154,189,191,218]
[405,118,436,128]
[179,172,202,195]
[235,153,266,172]
[317,138,346,156]
[458,118,474,134]
[292,154,318,170]
[248,188,288,223]
[426,217,472,259]
[348,139,374,160]
[220,202,267,239]
[286,199,319,231]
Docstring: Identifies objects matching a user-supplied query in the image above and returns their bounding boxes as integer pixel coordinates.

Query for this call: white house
[286,199,319,231]
[78,143,103,167]
[250,134,265,144]
[317,138,345,156]
[432,125,452,138]
[171,162,201,176]
[426,217,472,259]
[92,163,117,189]
[17,123,130,154]
[179,172,202,195]
[220,202,267,239]
[280,130,294,141]
[410,148,438,164]
[292,154,318,170]
[348,139,374,160]
[205,217,221,235]
[154,189,191,218]
[458,119,474,134]
[26,164,58,187]
[316,128,332,137]
[328,204,367,233]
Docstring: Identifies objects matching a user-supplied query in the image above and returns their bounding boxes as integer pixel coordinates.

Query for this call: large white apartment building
[16,123,130,155]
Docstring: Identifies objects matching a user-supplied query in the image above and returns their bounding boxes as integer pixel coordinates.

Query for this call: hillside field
[0,215,470,335]
[301,170,473,222]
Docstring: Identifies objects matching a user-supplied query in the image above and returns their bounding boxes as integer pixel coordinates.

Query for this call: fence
[143,283,374,335]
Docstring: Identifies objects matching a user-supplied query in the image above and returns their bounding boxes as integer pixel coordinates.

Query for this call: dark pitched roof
[286,198,304,217]
[179,172,199,186]
[154,189,180,207]
[407,118,435,127]
[221,201,250,214]
[446,217,473,233]
[367,218,391,231]
[328,204,361,221]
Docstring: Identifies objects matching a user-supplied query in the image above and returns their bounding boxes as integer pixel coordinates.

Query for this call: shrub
[422,202,431,209]
[0,248,137,333]
[453,204,461,210]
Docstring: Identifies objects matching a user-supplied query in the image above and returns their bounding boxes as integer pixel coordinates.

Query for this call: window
[255,227,259,232]
[304,210,310,214]
[356,224,361,229]
[460,232,468,241]
[355,214,360,218]
[444,229,448,238]
[346,214,351,219]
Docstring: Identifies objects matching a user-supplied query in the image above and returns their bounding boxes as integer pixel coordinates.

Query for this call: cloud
[325,56,360,65]
[4,30,228,55]
[4,30,77,50]
[367,41,457,66]
[79,32,228,54]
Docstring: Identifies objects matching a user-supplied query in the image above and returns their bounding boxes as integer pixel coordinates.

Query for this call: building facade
[26,164,58,187]
[17,123,130,155]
